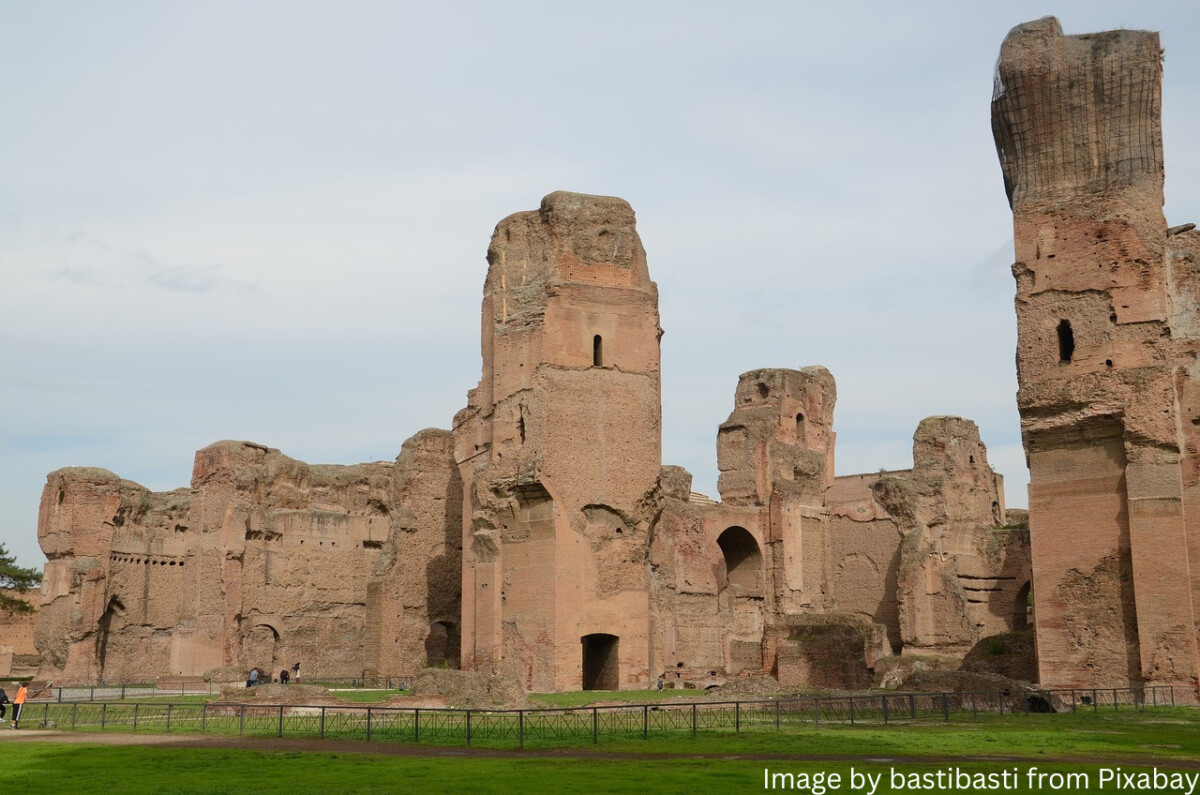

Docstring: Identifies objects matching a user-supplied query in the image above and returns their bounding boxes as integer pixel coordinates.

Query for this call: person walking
[0,685,9,720]
[11,682,27,729]
[291,662,301,683]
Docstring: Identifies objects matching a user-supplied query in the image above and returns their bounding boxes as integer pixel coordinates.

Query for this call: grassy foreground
[2,709,1200,794]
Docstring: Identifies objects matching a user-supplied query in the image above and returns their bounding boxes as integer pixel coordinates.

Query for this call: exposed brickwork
[993,17,1200,694]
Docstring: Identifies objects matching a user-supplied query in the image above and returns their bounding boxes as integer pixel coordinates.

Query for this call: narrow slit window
[593,335,603,367]
[1057,320,1075,363]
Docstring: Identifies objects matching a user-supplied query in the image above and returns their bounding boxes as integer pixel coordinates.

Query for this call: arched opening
[425,621,460,668]
[581,633,619,690]
[97,596,125,682]
[1013,582,1032,632]
[717,526,763,591]
[795,412,806,441]
[1057,320,1075,363]
[245,623,280,672]
[593,335,603,367]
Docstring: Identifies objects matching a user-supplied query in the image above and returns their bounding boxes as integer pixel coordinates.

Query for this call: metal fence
[16,685,1175,750]
[27,675,412,703]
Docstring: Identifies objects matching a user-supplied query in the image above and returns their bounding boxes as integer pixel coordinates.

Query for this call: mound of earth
[960,632,1036,682]
[706,675,782,699]
[898,669,1030,695]
[411,669,528,709]
[872,654,960,689]
[218,683,331,702]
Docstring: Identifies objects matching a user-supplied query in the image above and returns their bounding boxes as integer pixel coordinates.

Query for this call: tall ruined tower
[993,17,1200,692]
[454,191,662,691]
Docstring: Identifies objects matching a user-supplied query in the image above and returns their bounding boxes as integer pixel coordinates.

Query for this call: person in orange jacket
[11,683,27,729]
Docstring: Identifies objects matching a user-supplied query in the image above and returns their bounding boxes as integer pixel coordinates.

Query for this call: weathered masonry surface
[28,190,1029,690]
[994,16,1200,693]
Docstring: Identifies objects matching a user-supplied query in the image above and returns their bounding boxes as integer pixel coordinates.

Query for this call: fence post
[814,699,820,727]
[691,703,697,737]
[1113,689,1119,712]
[1172,686,1176,707]
[57,687,62,703]
[41,702,48,728]
[849,696,855,726]
[908,694,916,720]
[90,687,95,703]
[72,702,77,729]
[366,708,372,742]
[735,702,740,733]
[467,710,472,747]
[1071,689,1076,713]
[202,703,207,733]
[1092,689,1098,713]
[239,705,245,735]
[278,705,284,738]
[970,692,976,719]
[101,703,107,729]
[518,710,524,751]
[593,708,599,744]
[882,695,889,724]
[414,709,419,743]
[643,704,649,739]
[121,684,126,700]
[133,703,139,730]
[775,700,781,731]
[1153,687,1157,708]
[942,693,949,721]
[320,707,325,740]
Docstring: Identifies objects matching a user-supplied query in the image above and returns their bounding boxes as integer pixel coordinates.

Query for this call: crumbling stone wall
[30,190,1033,692]
[993,17,1200,692]
[454,191,663,691]
[0,590,39,678]
[36,436,458,685]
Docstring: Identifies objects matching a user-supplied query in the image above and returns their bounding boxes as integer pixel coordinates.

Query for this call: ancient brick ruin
[31,15,1196,695]
[993,17,1200,694]
[29,191,1029,689]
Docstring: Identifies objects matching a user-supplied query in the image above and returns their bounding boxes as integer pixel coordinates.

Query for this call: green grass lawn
[2,709,1199,793]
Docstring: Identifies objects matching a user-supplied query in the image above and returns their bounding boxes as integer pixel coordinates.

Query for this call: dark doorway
[1013,582,1031,631]
[593,335,604,367]
[425,621,461,668]
[1057,320,1075,363]
[97,596,125,681]
[717,526,763,591]
[581,633,619,690]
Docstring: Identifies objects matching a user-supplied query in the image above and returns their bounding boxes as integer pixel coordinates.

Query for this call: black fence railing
[14,685,1175,749]
[23,675,413,703]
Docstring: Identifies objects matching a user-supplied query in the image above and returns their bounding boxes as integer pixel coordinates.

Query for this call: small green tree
[0,544,42,614]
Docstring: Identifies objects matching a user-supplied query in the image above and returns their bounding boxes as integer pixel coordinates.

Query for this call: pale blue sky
[3,2,1199,568]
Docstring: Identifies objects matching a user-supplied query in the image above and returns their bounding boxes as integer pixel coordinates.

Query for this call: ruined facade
[993,17,1200,693]
[31,191,1029,690]
[36,437,458,684]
